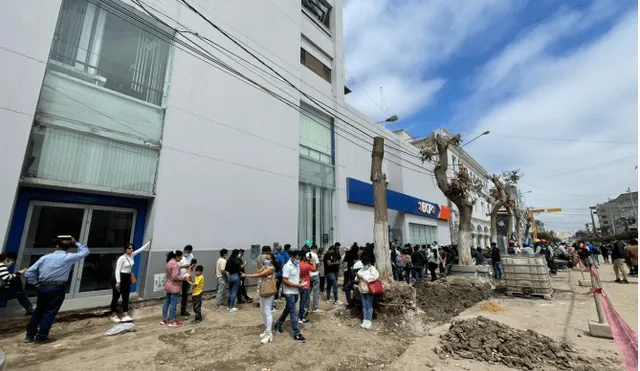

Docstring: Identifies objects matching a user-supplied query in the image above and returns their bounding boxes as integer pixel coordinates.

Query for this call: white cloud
[464,8,638,232]
[342,0,524,120]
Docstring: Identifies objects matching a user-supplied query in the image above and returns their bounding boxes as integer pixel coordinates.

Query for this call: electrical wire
[460,131,638,145]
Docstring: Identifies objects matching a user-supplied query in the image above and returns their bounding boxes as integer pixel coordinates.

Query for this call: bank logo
[417,201,436,215]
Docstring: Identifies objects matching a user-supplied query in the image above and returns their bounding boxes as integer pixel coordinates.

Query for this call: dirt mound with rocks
[434,316,622,371]
[414,277,492,321]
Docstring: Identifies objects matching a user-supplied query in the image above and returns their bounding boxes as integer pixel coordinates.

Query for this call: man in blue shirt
[24,236,90,344]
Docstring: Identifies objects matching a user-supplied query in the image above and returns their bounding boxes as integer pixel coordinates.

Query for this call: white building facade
[0,0,450,301]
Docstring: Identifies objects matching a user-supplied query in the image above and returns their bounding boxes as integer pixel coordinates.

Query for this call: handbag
[368,279,384,295]
[259,274,277,297]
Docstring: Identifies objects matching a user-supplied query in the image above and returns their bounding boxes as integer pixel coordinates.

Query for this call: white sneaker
[326,300,333,304]
[259,331,267,339]
[260,332,272,344]
[360,321,366,329]
[121,315,133,322]
[364,320,373,329]
[110,316,121,323]
[335,300,343,305]
[229,308,238,313]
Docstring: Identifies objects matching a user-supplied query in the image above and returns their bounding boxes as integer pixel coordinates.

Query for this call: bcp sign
[418,201,437,216]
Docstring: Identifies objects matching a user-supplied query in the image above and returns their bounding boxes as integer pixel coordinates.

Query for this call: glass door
[17,202,136,298]
[18,202,89,298]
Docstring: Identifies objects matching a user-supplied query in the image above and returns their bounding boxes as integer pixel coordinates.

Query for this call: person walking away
[161,250,185,327]
[601,243,610,264]
[625,239,638,276]
[307,245,321,313]
[577,241,592,269]
[400,246,413,283]
[427,248,439,282]
[299,252,316,322]
[216,249,228,308]
[225,249,243,311]
[237,249,253,304]
[178,245,195,317]
[24,236,89,343]
[411,245,426,282]
[611,241,629,284]
[357,256,379,330]
[591,244,601,268]
[275,246,287,299]
[390,245,401,281]
[491,243,503,280]
[186,265,205,323]
[274,251,306,342]
[0,253,33,315]
[110,237,152,323]
[244,253,277,344]
[323,245,342,305]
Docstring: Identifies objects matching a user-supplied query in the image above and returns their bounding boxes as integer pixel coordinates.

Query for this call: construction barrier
[579,259,638,371]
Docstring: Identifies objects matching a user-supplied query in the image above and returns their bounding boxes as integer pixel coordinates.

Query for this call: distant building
[596,191,638,235]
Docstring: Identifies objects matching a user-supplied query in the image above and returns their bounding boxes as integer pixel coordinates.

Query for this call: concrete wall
[0,0,62,245]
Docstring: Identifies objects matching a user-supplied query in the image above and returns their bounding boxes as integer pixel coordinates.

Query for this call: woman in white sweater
[110,237,152,323]
[357,255,380,330]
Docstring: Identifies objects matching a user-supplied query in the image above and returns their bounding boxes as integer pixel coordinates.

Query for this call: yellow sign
[546,208,563,213]
[531,209,545,213]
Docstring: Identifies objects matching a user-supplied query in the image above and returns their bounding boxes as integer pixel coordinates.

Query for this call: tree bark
[515,210,523,248]
[371,137,392,281]
[457,204,473,265]
[490,201,504,244]
[506,207,514,240]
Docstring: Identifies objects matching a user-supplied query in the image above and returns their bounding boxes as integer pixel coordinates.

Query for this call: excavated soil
[434,316,622,371]
[413,277,493,322]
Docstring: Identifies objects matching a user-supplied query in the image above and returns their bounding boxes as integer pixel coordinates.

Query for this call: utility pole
[589,206,600,242]
[371,136,392,281]
[627,188,636,217]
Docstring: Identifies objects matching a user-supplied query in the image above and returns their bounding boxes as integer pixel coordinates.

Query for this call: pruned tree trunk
[490,201,503,244]
[458,204,473,265]
[506,207,514,240]
[515,211,523,248]
[371,137,392,282]
[523,213,532,245]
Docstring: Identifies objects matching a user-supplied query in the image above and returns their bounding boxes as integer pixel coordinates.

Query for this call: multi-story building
[596,191,638,235]
[0,0,451,303]
[411,129,491,248]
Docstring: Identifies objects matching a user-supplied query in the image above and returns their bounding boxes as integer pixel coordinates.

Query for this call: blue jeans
[412,267,425,281]
[344,280,355,304]
[392,267,400,281]
[299,288,310,319]
[276,293,300,336]
[309,275,320,311]
[326,272,339,302]
[162,292,179,321]
[493,262,503,279]
[26,284,66,341]
[228,273,240,309]
[0,278,33,311]
[362,293,374,321]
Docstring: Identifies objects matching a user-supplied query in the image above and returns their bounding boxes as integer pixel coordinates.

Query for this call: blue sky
[343,0,638,232]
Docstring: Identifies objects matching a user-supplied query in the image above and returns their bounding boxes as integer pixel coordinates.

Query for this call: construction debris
[435,316,621,371]
[414,277,492,322]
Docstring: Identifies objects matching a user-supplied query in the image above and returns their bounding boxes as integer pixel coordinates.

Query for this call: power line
[531,155,636,182]
[461,131,638,144]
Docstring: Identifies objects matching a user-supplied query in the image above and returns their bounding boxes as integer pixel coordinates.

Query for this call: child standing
[188,265,205,323]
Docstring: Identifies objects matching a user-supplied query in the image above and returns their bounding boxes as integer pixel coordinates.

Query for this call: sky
[343,0,638,233]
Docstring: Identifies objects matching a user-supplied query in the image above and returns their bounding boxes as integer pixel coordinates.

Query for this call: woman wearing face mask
[0,253,33,315]
[244,253,277,344]
[357,255,380,329]
[224,249,243,312]
[110,237,153,323]
[161,250,184,327]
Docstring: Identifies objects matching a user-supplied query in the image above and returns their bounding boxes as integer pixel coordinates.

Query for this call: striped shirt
[0,263,17,286]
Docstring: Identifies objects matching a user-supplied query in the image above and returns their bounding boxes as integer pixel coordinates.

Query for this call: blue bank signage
[345,178,450,220]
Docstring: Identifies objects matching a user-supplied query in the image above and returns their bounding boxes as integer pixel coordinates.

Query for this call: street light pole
[627,187,636,217]
[461,131,490,148]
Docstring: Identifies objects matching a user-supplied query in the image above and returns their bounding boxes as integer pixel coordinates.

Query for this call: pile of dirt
[434,316,621,371]
[414,277,492,321]
[479,301,507,314]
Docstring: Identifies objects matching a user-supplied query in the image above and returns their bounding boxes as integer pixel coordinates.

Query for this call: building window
[409,224,438,245]
[451,155,457,169]
[50,0,172,106]
[301,48,331,83]
[302,0,331,28]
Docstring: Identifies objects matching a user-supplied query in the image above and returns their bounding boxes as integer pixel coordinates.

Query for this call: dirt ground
[0,264,636,371]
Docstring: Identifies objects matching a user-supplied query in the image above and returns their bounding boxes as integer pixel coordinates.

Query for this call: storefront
[5,187,148,298]
[345,177,451,245]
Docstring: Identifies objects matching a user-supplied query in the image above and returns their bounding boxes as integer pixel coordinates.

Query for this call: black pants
[110,273,131,313]
[192,294,202,321]
[428,262,438,281]
[343,271,352,291]
[319,276,325,292]
[181,281,190,313]
[238,277,251,300]
[276,276,282,299]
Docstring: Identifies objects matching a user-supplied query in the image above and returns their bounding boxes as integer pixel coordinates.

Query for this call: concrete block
[589,320,613,339]
[449,265,478,277]
[578,280,592,287]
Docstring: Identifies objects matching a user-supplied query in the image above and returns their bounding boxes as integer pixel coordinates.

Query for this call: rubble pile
[414,277,492,321]
[435,316,615,371]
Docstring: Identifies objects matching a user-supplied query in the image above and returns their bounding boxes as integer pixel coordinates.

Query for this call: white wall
[0,0,62,244]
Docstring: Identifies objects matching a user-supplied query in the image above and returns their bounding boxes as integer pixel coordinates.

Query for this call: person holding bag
[244,253,277,344]
[356,256,380,330]
[110,237,152,323]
